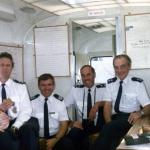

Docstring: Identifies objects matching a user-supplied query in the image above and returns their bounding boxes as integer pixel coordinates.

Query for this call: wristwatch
[140,110,144,116]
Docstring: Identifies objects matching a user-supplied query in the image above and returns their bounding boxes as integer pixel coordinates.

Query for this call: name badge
[49,112,55,115]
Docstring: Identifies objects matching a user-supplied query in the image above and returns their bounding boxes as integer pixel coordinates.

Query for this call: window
[91,56,114,83]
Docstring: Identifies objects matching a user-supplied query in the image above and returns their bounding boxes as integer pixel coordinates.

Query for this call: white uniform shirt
[31,93,68,137]
[104,74,150,114]
[64,84,105,122]
[0,79,32,128]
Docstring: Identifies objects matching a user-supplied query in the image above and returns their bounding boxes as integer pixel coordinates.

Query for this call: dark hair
[80,65,95,75]
[113,54,132,66]
[38,73,55,85]
[0,52,14,67]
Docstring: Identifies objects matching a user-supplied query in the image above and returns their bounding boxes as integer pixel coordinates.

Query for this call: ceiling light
[62,0,95,5]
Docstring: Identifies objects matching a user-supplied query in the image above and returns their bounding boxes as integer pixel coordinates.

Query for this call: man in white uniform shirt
[0,52,38,150]
[31,73,68,150]
[93,54,150,150]
[64,65,105,150]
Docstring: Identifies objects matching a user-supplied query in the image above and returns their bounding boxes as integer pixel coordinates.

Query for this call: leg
[54,136,76,150]
[0,130,19,150]
[92,119,131,150]
[59,127,88,150]
[19,120,39,150]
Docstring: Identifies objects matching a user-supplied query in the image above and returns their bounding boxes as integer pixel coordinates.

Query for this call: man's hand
[0,98,14,112]
[89,102,104,121]
[128,111,142,125]
[0,111,9,132]
[46,138,58,150]
[73,121,83,129]
[88,105,98,121]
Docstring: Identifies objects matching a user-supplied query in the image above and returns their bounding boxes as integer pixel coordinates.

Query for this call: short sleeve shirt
[103,74,150,114]
[31,93,68,137]
[64,84,105,121]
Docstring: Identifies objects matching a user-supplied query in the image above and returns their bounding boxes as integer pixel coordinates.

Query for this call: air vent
[89,24,105,29]
[20,6,36,14]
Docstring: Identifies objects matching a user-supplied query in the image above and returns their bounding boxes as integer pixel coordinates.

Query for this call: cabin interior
[0,0,150,100]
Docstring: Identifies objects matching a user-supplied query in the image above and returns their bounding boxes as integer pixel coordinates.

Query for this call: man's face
[0,58,13,81]
[80,67,95,88]
[114,57,131,80]
[38,79,55,98]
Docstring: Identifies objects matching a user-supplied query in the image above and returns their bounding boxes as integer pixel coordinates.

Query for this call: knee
[19,124,33,133]
[56,137,75,150]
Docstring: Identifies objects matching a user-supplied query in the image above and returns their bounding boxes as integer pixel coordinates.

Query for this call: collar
[116,74,131,85]
[39,93,54,102]
[0,78,12,87]
[84,84,96,92]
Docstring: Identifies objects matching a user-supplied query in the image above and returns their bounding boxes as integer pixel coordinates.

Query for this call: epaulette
[13,79,25,84]
[131,77,143,83]
[96,83,106,88]
[107,77,117,84]
[74,84,84,88]
[53,94,63,101]
[30,94,40,101]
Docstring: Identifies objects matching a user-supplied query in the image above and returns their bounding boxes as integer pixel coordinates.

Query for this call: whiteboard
[34,25,70,77]
[125,13,150,69]
[0,45,23,81]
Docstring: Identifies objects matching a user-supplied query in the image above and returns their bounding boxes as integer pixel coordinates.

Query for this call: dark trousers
[57,127,89,150]
[92,113,132,150]
[0,129,19,150]
[19,117,39,150]
[59,107,105,150]
[0,117,39,150]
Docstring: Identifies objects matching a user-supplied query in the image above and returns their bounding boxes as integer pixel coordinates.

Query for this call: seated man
[31,73,69,150]
[92,54,150,150]
[0,52,38,150]
[64,65,105,150]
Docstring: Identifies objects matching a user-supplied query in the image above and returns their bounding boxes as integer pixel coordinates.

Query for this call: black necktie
[114,81,123,113]
[44,97,49,138]
[1,84,6,101]
[87,89,92,118]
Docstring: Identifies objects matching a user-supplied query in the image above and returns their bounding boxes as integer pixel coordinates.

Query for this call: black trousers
[59,107,105,150]
[0,117,39,150]
[92,113,132,150]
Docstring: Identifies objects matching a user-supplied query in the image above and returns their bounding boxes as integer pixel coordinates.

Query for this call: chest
[110,82,138,100]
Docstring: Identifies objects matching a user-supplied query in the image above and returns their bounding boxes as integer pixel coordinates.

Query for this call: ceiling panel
[22,0,150,33]
[23,0,150,15]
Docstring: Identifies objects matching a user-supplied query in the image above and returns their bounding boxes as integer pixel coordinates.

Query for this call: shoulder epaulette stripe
[13,79,25,84]
[131,77,143,83]
[30,94,40,101]
[74,84,84,88]
[53,94,63,101]
[107,77,117,84]
[96,83,106,88]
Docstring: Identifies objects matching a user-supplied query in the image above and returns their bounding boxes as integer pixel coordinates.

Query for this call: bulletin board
[0,44,23,81]
[34,25,70,77]
[125,13,150,69]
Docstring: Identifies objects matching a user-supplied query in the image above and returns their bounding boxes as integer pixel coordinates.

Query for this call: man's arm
[104,101,112,123]
[141,104,150,116]
[12,84,32,128]
[89,101,105,121]
[128,104,150,125]
[0,111,9,132]
[46,121,68,149]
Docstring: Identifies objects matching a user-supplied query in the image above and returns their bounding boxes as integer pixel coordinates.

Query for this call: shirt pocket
[123,93,137,106]
[49,112,59,128]
[50,113,59,120]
